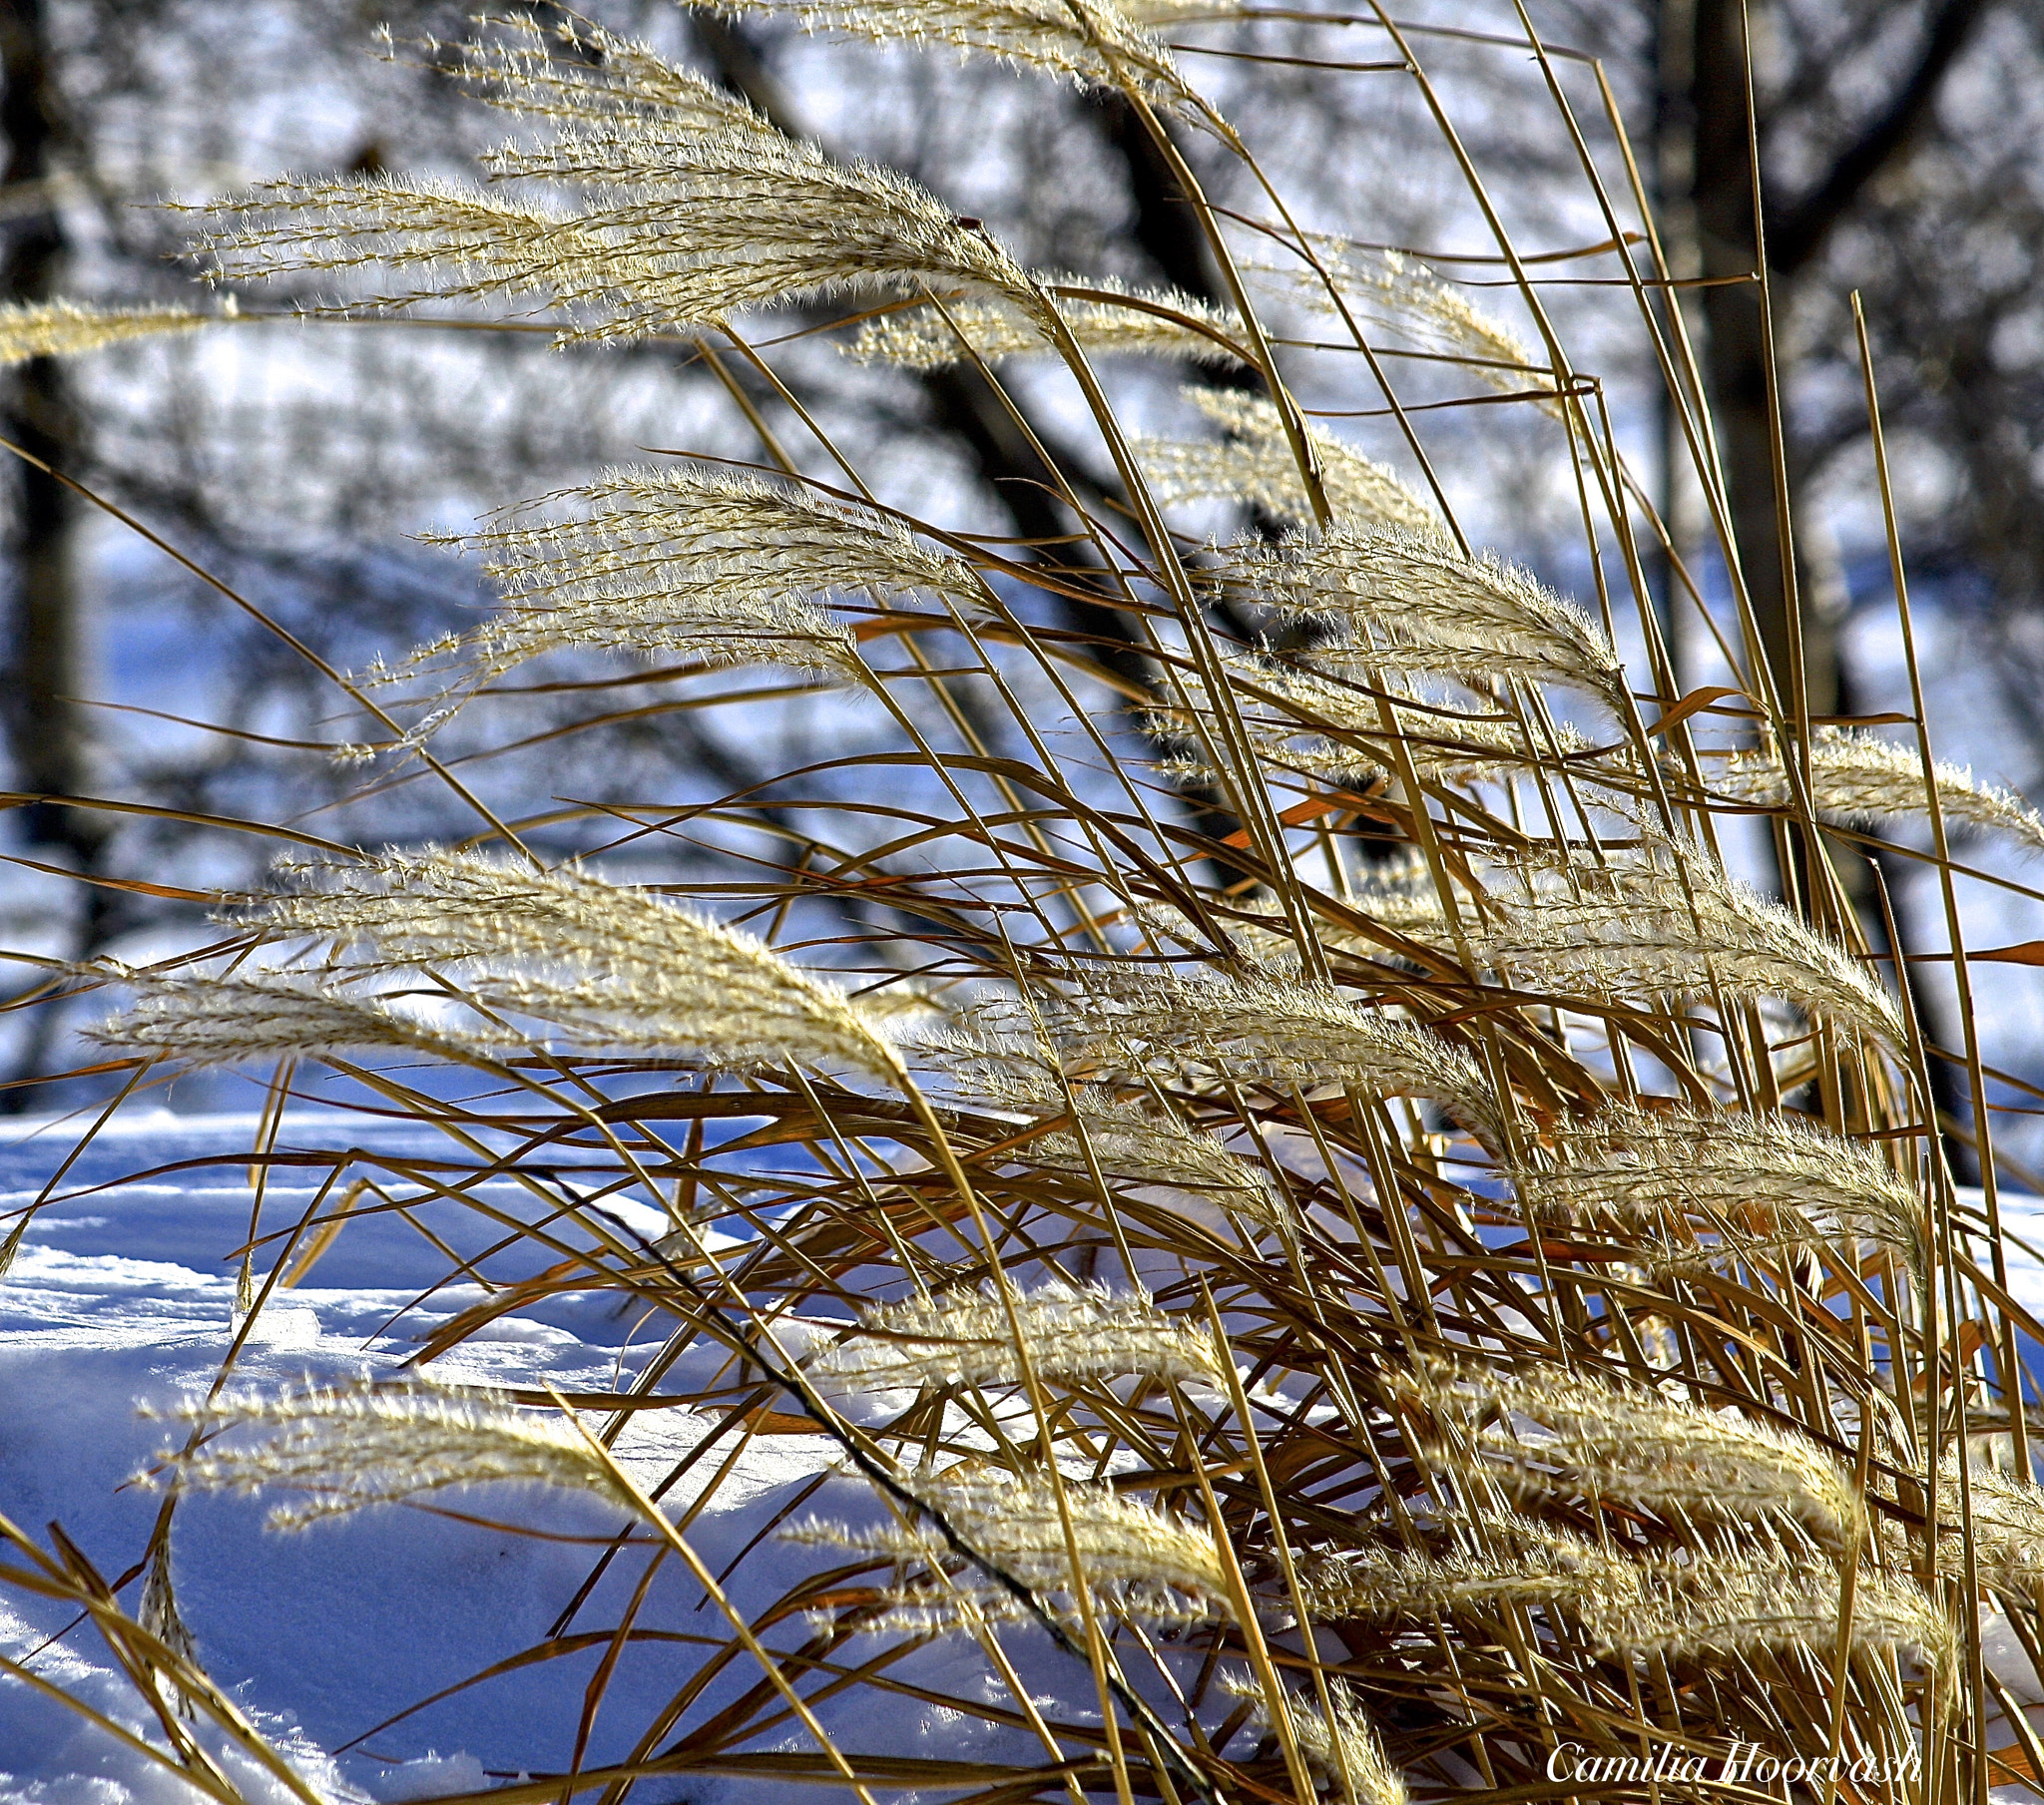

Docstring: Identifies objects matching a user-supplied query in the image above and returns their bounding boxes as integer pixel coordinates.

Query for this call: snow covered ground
[6,1106,2044,1802]
[0,1106,938,1803]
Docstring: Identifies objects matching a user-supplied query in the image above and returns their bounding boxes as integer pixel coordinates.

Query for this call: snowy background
[0,1105,980,1802]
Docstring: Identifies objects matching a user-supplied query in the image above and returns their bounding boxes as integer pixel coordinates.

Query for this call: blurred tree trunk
[1,0,102,877]
[1668,0,1990,725]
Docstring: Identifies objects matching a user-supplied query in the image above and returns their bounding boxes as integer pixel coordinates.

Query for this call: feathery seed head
[142,1380,629,1530]
[1933,1458,2044,1595]
[700,0,1199,117]
[1226,1679,1408,1805]
[808,1279,1224,1392]
[792,1466,1234,1627]
[0,299,216,365]
[1718,726,2044,856]
[378,466,983,712]
[1151,651,1603,792]
[1582,1553,1954,1685]
[1520,1102,1925,1271]
[193,137,1036,340]
[233,851,906,1079]
[1409,1365,1866,1550]
[849,278,1246,368]
[1254,241,1556,409]
[1477,845,1904,1049]
[804,1275,1218,1390]
[408,15,768,131]
[82,966,518,1071]
[1295,1522,1644,1624]
[1034,968,1504,1149]
[1135,389,1441,532]
[915,1020,1283,1211]
[1225,526,1624,710]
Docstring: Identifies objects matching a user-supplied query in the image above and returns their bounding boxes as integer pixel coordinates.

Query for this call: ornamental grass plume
[1410,1365,1866,1551]
[790,1466,1234,1626]
[1267,1683,1408,1805]
[16,0,2030,1789]
[141,1381,631,1529]
[1226,1677,1408,1805]
[808,1279,1225,1391]
[1717,725,2044,855]
[1930,1459,2044,1595]
[1583,1554,1954,1682]
[233,850,907,1079]
[1152,651,1601,791]
[1033,967,1505,1149]
[1224,526,1626,710]
[367,466,981,719]
[1294,1520,1645,1623]
[0,298,216,365]
[1520,1102,1924,1269]
[406,14,764,128]
[81,967,518,1070]
[698,0,1199,117]
[1478,845,1905,1049]
[849,279,1246,369]
[1135,389,1442,532]
[1253,241,1556,405]
[191,24,1038,341]
[922,1030,1286,1217]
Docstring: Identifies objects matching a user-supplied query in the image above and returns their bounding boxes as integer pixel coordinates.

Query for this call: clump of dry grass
[11,5,2036,1802]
